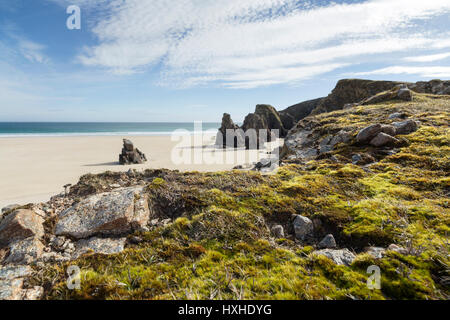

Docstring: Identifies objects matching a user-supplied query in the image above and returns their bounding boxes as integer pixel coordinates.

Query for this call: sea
[0,122,222,137]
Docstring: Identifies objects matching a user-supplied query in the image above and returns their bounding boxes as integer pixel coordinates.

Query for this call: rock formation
[119,139,147,165]
[215,113,244,148]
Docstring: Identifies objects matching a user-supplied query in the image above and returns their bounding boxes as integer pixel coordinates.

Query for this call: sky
[0,0,450,122]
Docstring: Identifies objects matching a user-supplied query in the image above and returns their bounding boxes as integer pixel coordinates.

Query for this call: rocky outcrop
[279,98,323,130]
[55,187,150,239]
[119,139,147,165]
[311,79,407,115]
[216,105,286,149]
[215,113,244,148]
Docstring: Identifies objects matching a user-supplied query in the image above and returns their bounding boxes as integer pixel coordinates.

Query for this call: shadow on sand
[83,161,121,167]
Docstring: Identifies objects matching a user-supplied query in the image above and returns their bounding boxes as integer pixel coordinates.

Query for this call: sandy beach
[0,134,282,208]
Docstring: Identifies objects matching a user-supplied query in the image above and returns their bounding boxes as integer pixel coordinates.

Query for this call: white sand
[0,134,282,208]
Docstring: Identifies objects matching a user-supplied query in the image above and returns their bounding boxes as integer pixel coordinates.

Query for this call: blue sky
[1,0,450,122]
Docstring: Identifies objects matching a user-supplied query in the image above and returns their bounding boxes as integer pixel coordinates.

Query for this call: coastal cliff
[0,80,449,300]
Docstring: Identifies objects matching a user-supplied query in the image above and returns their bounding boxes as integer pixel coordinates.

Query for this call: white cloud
[17,39,48,64]
[350,66,450,78]
[52,0,450,88]
[404,52,450,63]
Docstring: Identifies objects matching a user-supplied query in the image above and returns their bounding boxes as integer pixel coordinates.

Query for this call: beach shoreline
[0,134,282,208]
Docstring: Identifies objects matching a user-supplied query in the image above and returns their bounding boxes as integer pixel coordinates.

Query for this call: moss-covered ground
[30,93,449,300]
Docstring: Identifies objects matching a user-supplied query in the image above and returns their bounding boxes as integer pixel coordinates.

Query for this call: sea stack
[119,139,147,165]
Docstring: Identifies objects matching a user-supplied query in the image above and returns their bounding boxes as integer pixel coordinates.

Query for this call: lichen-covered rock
[392,120,419,135]
[0,209,44,246]
[318,234,337,249]
[370,132,399,147]
[55,187,150,239]
[0,265,33,300]
[365,247,386,259]
[397,88,413,101]
[72,237,127,259]
[4,237,44,264]
[293,215,314,241]
[271,225,284,238]
[356,124,382,143]
[313,248,356,266]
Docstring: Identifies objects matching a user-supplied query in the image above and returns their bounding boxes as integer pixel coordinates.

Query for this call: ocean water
[0,122,221,137]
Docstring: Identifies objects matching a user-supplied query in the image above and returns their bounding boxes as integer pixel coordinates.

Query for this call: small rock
[365,247,386,259]
[22,286,44,300]
[128,235,143,244]
[370,132,399,147]
[388,112,407,120]
[352,154,362,165]
[318,234,337,249]
[313,248,356,266]
[397,88,413,101]
[73,237,127,259]
[253,158,273,170]
[392,120,418,135]
[388,244,408,255]
[271,225,284,238]
[293,215,314,241]
[356,124,382,143]
[109,184,121,189]
[0,209,44,246]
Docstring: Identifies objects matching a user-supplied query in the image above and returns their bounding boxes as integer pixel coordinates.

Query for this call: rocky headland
[0,79,449,300]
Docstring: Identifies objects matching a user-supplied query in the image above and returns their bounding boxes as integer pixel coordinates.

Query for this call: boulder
[119,139,147,165]
[313,248,356,266]
[392,120,418,135]
[55,187,150,239]
[4,237,44,264]
[271,225,285,238]
[356,124,382,143]
[293,215,314,241]
[318,234,337,249]
[397,88,413,101]
[0,209,44,246]
[370,132,399,147]
[73,237,127,259]
[388,112,407,120]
